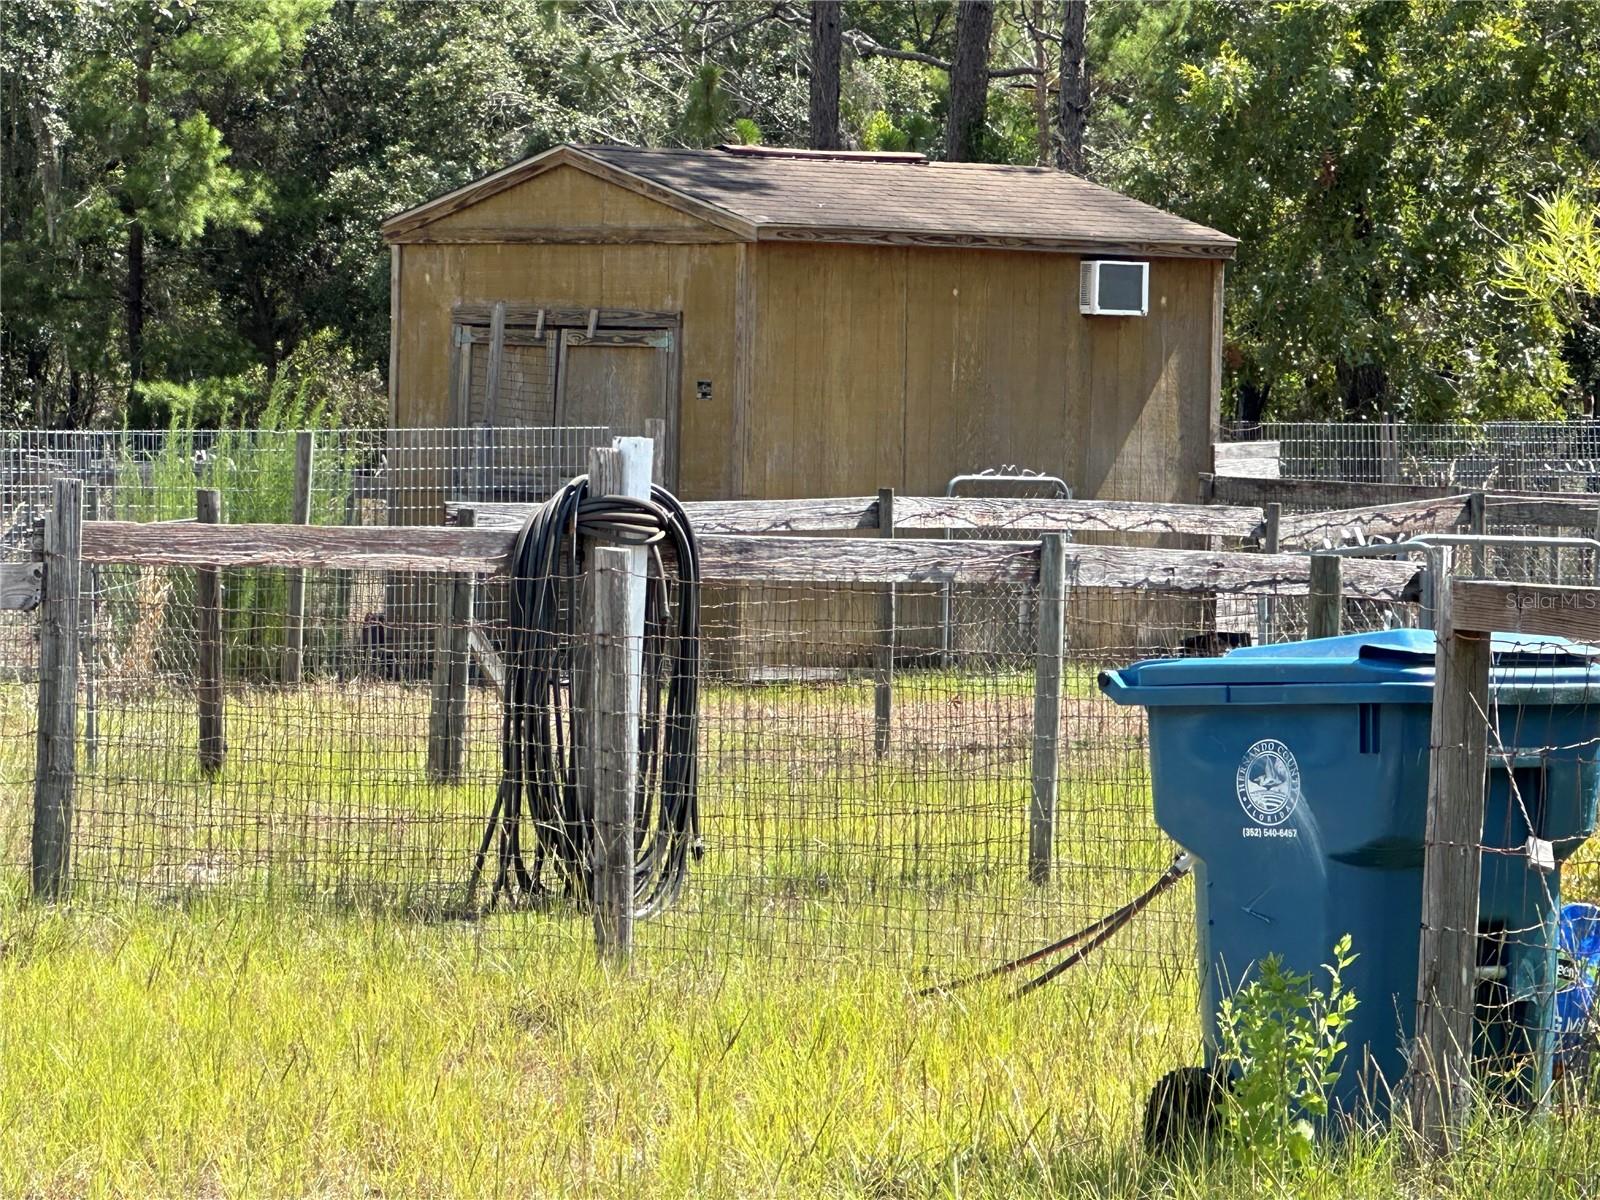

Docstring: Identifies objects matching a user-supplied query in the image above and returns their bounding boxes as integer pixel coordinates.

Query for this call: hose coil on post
[466,479,702,917]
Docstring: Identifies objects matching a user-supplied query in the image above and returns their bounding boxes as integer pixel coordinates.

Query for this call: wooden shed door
[554,329,676,486]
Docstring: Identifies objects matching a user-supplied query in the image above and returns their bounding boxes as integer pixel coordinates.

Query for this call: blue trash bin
[1100,629,1600,1126]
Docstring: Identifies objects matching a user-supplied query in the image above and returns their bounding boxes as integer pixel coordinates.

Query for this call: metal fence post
[1030,533,1068,884]
[32,477,82,899]
[1408,550,1491,1153]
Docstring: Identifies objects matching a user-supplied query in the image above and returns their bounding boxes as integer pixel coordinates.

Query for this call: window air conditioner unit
[1079,260,1149,317]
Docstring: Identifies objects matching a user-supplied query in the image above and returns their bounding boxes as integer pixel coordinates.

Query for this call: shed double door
[453,318,677,489]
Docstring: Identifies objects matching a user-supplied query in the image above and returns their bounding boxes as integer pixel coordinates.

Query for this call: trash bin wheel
[1143,1065,1226,1154]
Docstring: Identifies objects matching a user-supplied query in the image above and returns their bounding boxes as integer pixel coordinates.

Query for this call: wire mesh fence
[1407,631,1600,1146]
[0,544,1427,980]
[1223,419,1600,493]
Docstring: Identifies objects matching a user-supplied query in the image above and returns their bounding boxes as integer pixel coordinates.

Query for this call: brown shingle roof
[584,146,1234,257]
[383,144,1237,259]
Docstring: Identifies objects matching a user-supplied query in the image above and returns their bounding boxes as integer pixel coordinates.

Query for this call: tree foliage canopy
[3,0,1597,428]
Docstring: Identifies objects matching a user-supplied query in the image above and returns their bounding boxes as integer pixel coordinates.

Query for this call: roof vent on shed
[715,144,928,165]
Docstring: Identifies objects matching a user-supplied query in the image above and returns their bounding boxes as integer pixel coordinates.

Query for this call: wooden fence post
[645,416,667,490]
[82,484,100,771]
[283,430,314,684]
[1030,533,1068,884]
[427,507,475,783]
[196,488,226,775]
[1408,552,1491,1153]
[1256,501,1281,644]
[32,477,82,899]
[585,437,652,960]
[1307,553,1343,639]
[875,487,896,757]
[1466,490,1486,581]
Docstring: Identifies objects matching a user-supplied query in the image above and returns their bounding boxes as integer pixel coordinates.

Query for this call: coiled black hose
[465,478,701,916]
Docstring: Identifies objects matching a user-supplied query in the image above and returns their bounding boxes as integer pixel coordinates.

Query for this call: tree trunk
[1030,1,1056,163]
[126,219,145,400]
[126,17,152,418]
[1236,379,1271,427]
[808,1,842,150]
[944,0,994,162]
[1056,0,1088,175]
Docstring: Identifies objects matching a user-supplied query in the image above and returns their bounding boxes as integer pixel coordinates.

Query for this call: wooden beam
[1213,440,1281,480]
[1483,495,1600,529]
[458,496,878,535]
[74,520,1421,596]
[427,508,474,784]
[483,300,507,425]
[1257,502,1281,644]
[1207,474,1462,508]
[451,303,680,329]
[588,545,639,961]
[387,245,400,425]
[1409,548,1491,1153]
[0,561,43,611]
[283,430,314,685]
[584,438,653,961]
[695,537,1419,597]
[1216,444,1280,483]
[82,487,99,771]
[196,490,225,776]
[1030,533,1067,885]
[1306,554,1343,639]
[81,521,515,575]
[875,488,895,758]
[1450,579,1600,641]
[468,626,506,692]
[31,478,81,899]
[894,494,1264,540]
[389,225,746,245]
[1212,474,1600,534]
[455,494,1264,540]
[755,224,1236,260]
[1277,496,1475,550]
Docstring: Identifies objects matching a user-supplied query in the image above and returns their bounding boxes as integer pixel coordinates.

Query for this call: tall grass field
[3,672,1600,1197]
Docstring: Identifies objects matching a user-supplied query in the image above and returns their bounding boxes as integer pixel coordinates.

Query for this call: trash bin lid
[1100,629,1600,707]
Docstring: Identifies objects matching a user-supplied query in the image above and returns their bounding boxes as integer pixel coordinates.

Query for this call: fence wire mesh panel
[1224,420,1600,492]
[1414,636,1600,1151]
[0,561,1414,968]
[1,425,611,522]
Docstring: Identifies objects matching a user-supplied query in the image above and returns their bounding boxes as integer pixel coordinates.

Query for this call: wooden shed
[382,144,1237,509]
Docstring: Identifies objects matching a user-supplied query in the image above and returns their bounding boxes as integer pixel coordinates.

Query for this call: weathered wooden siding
[744,243,1218,503]
[392,165,741,502]
[730,245,1220,659]
[390,165,1227,659]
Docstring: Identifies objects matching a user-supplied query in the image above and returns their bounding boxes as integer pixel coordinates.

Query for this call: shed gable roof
[382,144,1236,259]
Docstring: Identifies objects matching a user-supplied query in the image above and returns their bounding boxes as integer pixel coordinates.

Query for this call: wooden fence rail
[76,518,1420,598]
[452,494,1268,541]
[1276,495,1475,550]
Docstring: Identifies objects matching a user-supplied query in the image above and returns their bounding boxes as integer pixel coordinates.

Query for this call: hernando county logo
[1236,739,1302,827]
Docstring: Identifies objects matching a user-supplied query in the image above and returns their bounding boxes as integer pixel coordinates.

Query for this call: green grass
[3,674,1600,1197]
